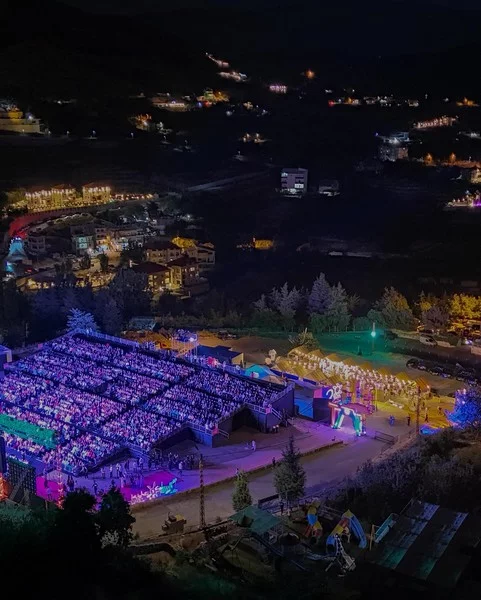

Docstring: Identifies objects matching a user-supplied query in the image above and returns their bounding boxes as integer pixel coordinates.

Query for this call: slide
[348,513,367,549]
[327,510,367,549]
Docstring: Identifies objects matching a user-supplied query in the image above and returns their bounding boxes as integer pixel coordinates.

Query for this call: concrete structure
[0,100,42,134]
[280,168,308,195]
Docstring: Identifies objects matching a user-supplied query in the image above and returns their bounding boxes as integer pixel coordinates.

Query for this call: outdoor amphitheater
[0,332,294,477]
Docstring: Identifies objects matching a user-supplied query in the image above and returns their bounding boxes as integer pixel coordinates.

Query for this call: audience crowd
[0,333,283,474]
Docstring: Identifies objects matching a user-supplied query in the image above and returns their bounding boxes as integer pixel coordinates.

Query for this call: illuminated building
[206,53,230,69]
[269,84,287,94]
[184,242,216,269]
[456,97,478,107]
[461,167,481,184]
[151,94,190,111]
[377,132,409,162]
[196,89,229,105]
[26,184,76,212]
[132,261,171,292]
[81,183,111,206]
[167,255,200,289]
[281,168,308,194]
[219,71,247,82]
[25,183,111,213]
[413,116,457,130]
[0,100,42,134]
[145,239,183,263]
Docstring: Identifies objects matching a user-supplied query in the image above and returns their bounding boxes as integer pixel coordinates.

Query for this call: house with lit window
[145,239,183,263]
[132,262,171,292]
[167,255,200,289]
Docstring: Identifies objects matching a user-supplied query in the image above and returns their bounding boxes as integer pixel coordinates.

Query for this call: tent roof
[341,357,357,366]
[396,371,412,382]
[287,344,313,358]
[415,377,430,391]
[308,368,329,382]
[325,353,341,362]
[229,505,281,536]
[307,349,324,360]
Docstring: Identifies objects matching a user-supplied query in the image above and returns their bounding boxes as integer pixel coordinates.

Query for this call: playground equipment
[327,509,367,549]
[369,513,397,549]
[330,401,369,436]
[305,502,323,538]
[305,535,356,573]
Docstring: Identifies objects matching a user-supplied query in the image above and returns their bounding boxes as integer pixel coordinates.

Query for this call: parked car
[428,366,444,377]
[456,370,478,385]
[418,326,436,335]
[420,336,437,346]
[406,358,419,369]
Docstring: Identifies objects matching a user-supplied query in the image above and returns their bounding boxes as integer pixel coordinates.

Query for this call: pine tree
[270,283,302,328]
[308,273,331,315]
[66,308,99,334]
[99,297,123,336]
[274,436,306,506]
[232,470,253,512]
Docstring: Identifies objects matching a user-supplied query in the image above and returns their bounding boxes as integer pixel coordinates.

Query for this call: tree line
[2,265,481,347]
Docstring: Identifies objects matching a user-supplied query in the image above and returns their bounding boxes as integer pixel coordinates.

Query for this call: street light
[371,322,376,353]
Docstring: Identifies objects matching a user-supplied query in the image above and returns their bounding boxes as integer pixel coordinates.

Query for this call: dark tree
[79,253,92,270]
[274,435,306,506]
[98,253,109,273]
[97,486,135,547]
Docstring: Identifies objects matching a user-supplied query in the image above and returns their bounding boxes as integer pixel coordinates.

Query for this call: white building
[378,132,409,162]
[281,168,308,195]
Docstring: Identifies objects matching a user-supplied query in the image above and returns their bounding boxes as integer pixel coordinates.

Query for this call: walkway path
[132,432,386,539]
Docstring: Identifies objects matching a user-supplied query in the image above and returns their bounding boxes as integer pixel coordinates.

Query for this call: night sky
[61,0,481,13]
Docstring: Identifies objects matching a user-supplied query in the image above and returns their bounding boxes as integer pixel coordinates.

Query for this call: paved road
[133,435,385,539]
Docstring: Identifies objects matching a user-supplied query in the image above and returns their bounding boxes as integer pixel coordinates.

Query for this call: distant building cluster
[280,168,308,195]
[413,116,457,130]
[25,184,111,213]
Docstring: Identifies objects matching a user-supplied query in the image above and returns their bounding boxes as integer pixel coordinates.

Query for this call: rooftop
[168,255,198,267]
[370,499,481,588]
[132,261,170,275]
[145,239,180,251]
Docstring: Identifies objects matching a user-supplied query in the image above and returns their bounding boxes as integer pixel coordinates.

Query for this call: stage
[36,467,177,504]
